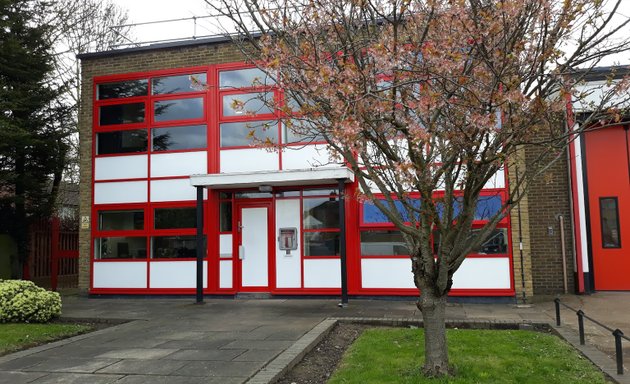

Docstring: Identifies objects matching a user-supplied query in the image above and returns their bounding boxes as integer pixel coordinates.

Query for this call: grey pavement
[0,293,627,383]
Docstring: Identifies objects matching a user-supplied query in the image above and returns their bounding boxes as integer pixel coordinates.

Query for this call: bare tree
[208,0,629,376]
[47,0,132,187]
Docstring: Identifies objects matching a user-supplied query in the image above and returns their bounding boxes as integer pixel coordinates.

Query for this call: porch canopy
[189,166,354,305]
[189,166,355,189]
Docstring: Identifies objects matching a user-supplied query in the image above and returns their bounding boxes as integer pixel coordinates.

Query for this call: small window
[96,130,147,155]
[219,68,274,89]
[600,197,621,248]
[303,188,337,197]
[154,208,196,229]
[361,230,409,256]
[303,197,339,229]
[152,235,202,259]
[152,125,207,151]
[432,228,508,255]
[97,80,148,100]
[362,198,420,224]
[95,237,147,259]
[152,73,207,95]
[154,97,203,122]
[220,202,232,232]
[283,120,325,144]
[304,232,340,256]
[99,103,145,125]
[222,92,273,116]
[234,191,273,199]
[220,120,278,148]
[99,210,144,231]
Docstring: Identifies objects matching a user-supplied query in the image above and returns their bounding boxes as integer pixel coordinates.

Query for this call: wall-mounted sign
[81,215,90,229]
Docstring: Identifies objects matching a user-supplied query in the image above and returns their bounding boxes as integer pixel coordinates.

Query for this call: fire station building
[77,37,628,300]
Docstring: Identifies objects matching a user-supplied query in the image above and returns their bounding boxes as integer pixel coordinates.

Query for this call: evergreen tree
[0,0,72,277]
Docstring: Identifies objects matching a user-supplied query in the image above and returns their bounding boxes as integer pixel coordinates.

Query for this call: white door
[239,207,269,288]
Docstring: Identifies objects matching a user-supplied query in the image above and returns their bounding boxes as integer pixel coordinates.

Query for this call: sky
[110,0,220,47]
[110,0,628,66]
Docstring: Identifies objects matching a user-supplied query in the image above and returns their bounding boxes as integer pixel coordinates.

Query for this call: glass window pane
[219,68,274,89]
[362,198,420,224]
[96,130,147,155]
[234,191,273,199]
[95,237,147,259]
[154,97,203,122]
[220,120,278,148]
[152,73,207,95]
[152,235,203,259]
[220,202,232,232]
[361,230,409,256]
[302,188,337,197]
[304,232,340,256]
[154,208,196,229]
[275,190,301,198]
[432,228,508,255]
[99,103,145,125]
[222,92,273,116]
[99,210,144,231]
[601,197,621,248]
[152,125,207,151]
[283,120,325,143]
[97,80,148,100]
[303,197,339,229]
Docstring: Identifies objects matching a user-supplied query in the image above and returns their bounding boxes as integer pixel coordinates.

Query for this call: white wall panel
[220,260,233,289]
[451,257,511,289]
[93,262,147,289]
[151,178,204,202]
[282,145,330,170]
[150,151,207,178]
[304,259,340,288]
[95,155,147,181]
[219,234,233,259]
[149,261,207,289]
[275,199,301,288]
[94,181,147,204]
[220,149,279,173]
[361,259,415,289]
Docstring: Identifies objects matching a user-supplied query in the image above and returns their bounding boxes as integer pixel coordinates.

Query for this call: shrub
[0,280,62,323]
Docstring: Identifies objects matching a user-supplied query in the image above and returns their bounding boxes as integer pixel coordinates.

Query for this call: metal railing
[554,298,629,375]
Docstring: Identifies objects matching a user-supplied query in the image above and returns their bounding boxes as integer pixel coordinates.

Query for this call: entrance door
[237,204,271,290]
[584,124,630,290]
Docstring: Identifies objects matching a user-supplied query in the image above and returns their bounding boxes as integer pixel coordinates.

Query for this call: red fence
[26,217,79,290]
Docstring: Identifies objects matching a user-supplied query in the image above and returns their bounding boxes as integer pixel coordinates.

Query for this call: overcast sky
[111,0,628,66]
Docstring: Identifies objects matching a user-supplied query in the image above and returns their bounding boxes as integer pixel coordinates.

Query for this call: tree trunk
[418,290,450,376]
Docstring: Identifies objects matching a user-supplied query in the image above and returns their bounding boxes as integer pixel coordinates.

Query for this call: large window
[154,97,204,122]
[220,121,278,148]
[152,125,206,151]
[99,103,145,126]
[97,80,148,100]
[96,130,147,155]
[95,237,147,259]
[152,73,207,95]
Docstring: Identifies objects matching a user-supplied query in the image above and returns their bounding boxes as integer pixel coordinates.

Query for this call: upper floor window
[219,67,274,89]
[222,92,273,117]
[152,73,207,95]
[96,129,148,155]
[152,124,207,151]
[97,79,148,100]
[154,97,204,122]
[99,103,145,126]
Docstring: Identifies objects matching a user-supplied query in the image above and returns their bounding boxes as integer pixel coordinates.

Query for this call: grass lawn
[0,323,92,355]
[329,328,607,384]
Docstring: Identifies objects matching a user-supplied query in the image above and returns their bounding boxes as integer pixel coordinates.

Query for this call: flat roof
[190,167,354,189]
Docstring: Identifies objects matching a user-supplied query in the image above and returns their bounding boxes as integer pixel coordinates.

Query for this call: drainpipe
[195,186,204,304]
[338,178,348,307]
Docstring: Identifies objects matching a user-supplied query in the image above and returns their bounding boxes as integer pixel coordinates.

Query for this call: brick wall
[525,144,575,295]
[78,41,247,292]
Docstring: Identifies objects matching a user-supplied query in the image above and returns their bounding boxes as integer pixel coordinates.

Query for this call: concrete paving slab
[23,358,120,374]
[220,340,295,351]
[95,348,178,360]
[163,348,246,361]
[232,349,283,362]
[29,372,123,383]
[0,370,48,384]
[113,374,218,384]
[95,359,188,375]
[0,356,46,371]
[153,338,233,350]
[172,360,265,378]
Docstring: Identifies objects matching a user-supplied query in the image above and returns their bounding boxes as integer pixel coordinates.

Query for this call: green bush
[0,280,62,323]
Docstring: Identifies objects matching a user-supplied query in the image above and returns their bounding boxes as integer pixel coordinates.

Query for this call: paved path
[0,293,627,383]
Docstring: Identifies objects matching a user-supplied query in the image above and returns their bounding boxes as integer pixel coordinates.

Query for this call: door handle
[239,245,245,260]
